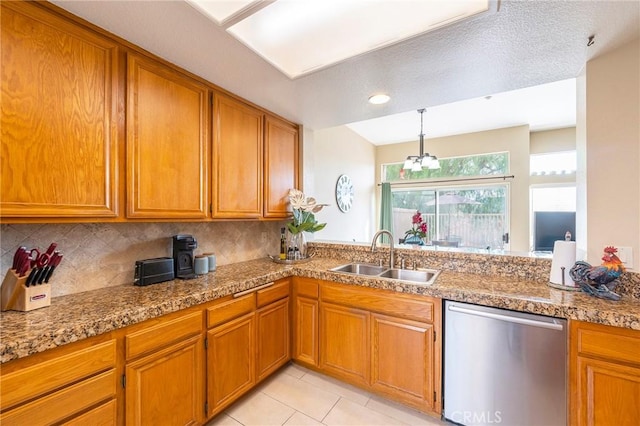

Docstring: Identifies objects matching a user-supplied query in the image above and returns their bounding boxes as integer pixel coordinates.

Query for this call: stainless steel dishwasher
[443,301,567,426]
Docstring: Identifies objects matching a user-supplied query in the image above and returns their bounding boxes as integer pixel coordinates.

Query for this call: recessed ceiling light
[369,94,391,105]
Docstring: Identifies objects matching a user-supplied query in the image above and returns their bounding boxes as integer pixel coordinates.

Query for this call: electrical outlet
[261,231,267,245]
[617,246,633,269]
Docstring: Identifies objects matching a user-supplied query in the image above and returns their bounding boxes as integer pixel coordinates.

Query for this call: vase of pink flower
[404,210,427,245]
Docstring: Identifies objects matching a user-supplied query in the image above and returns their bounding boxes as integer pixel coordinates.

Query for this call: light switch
[617,246,633,269]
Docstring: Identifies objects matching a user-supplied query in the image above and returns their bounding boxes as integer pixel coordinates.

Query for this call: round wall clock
[335,174,354,213]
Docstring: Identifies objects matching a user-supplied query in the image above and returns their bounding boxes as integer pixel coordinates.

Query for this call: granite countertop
[1,257,639,363]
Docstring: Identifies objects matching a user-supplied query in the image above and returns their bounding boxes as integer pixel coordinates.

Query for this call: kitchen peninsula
[1,243,639,425]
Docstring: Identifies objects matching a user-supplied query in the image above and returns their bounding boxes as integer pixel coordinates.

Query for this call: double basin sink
[330,262,440,285]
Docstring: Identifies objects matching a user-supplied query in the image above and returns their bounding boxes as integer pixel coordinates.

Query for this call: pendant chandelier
[402,108,440,171]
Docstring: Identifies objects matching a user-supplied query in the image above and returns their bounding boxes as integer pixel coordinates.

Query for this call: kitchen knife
[12,246,26,270]
[16,250,30,277]
[43,253,63,283]
[33,268,48,285]
[25,268,38,287]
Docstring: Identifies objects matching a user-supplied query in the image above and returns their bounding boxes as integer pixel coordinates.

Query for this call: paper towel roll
[549,240,576,287]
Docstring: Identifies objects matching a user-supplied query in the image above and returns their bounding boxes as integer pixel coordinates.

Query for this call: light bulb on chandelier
[402,108,440,171]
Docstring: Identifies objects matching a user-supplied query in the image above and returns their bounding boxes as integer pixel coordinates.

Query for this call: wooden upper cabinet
[126,52,209,219]
[212,94,263,218]
[264,115,299,218]
[0,2,119,219]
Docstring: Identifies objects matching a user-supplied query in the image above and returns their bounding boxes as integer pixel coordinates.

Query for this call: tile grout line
[264,371,337,425]
[319,395,343,425]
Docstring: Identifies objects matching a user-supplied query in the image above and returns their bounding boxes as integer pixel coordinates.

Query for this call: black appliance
[172,235,197,279]
[134,257,175,286]
[534,211,576,251]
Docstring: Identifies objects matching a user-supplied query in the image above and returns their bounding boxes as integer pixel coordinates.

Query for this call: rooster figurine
[569,246,625,300]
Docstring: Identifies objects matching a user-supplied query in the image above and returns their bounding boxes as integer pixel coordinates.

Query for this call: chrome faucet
[370,230,394,269]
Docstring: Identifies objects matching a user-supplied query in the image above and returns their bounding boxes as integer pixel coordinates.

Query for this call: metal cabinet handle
[233,282,274,298]
[447,304,564,331]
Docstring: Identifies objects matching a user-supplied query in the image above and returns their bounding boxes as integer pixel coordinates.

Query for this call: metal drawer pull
[447,304,564,331]
[233,282,274,298]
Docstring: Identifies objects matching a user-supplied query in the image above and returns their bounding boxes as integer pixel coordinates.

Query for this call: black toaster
[134,257,175,286]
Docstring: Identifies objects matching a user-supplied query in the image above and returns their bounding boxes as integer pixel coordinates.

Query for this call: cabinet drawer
[126,311,203,359]
[573,321,640,365]
[1,339,116,410]
[0,370,116,426]
[208,294,255,328]
[294,277,319,299]
[321,282,434,323]
[62,399,117,426]
[257,280,290,307]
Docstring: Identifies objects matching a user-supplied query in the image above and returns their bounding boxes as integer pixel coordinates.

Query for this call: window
[530,151,576,176]
[392,185,508,249]
[383,152,508,182]
[382,152,511,249]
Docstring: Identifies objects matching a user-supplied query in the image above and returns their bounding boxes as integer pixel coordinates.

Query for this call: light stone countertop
[1,257,639,364]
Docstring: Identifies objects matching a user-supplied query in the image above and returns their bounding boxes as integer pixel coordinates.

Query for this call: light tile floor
[207,363,449,426]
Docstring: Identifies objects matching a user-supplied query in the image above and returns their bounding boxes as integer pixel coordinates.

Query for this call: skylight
[187,0,492,78]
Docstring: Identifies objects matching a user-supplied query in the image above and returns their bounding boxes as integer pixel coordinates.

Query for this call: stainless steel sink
[330,263,440,285]
[378,268,440,285]
[330,263,386,276]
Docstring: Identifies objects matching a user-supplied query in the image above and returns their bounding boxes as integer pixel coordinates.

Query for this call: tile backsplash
[1,221,285,297]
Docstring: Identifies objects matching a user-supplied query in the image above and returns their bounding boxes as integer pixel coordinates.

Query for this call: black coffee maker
[172,235,197,279]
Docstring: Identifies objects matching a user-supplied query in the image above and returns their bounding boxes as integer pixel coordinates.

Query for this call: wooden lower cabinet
[320,303,371,387]
[256,297,290,381]
[371,314,435,412]
[63,399,118,426]
[124,310,204,426]
[0,337,117,425]
[207,312,256,416]
[125,335,204,426]
[206,279,291,418]
[292,277,320,368]
[313,280,442,416]
[294,296,319,367]
[570,320,640,426]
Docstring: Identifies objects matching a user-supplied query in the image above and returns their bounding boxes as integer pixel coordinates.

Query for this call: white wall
[585,38,640,269]
[530,128,576,154]
[308,126,377,242]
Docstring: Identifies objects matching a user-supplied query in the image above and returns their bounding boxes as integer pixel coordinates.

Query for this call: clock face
[336,174,354,213]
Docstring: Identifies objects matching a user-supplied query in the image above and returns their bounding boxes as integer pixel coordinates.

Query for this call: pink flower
[412,211,423,224]
[405,210,428,241]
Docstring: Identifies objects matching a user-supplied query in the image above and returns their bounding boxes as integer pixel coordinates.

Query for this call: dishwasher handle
[447,304,564,331]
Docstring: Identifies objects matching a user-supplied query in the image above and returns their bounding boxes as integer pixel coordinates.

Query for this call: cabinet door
[256,298,290,381]
[126,53,208,219]
[293,296,319,367]
[574,356,640,426]
[320,302,370,387]
[212,94,263,218]
[1,2,119,219]
[125,335,204,426]
[263,115,299,218]
[371,313,435,412]
[207,312,255,416]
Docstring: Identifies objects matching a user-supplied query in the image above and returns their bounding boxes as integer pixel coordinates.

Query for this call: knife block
[0,269,51,312]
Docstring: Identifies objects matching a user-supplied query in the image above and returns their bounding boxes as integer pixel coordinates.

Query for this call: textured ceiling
[52,0,639,132]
